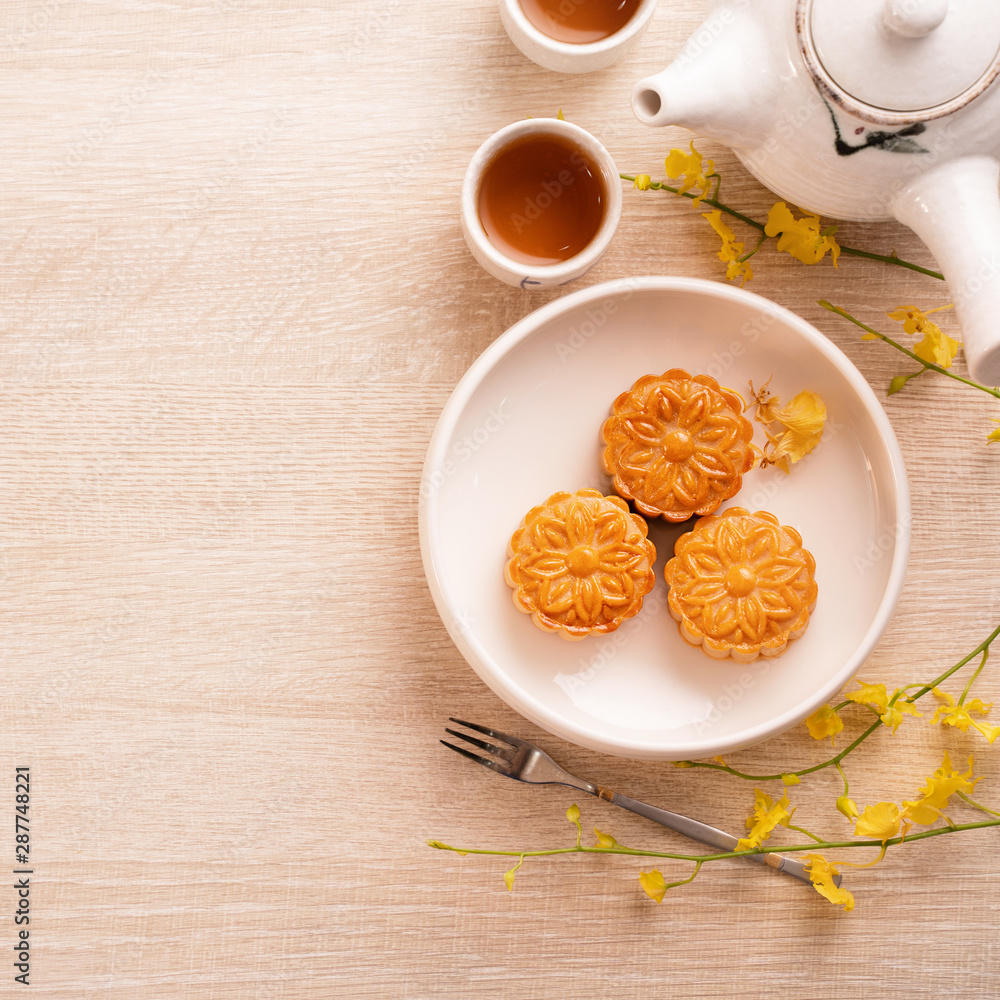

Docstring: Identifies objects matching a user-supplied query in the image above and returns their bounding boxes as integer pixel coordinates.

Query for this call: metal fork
[442,717,836,888]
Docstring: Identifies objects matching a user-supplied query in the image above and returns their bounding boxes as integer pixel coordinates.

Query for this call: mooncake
[601,369,755,522]
[504,488,656,641]
[664,507,817,662]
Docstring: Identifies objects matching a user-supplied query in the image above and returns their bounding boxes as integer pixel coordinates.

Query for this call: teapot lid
[799,0,1000,124]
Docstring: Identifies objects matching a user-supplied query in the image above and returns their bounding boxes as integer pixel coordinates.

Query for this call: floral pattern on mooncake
[601,369,755,522]
[664,507,817,662]
[504,489,656,641]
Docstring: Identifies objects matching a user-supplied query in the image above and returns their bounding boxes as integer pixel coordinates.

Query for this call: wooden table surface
[4,1,1000,996]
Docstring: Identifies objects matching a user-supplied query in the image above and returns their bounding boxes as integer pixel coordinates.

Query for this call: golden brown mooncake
[664,507,817,662]
[601,369,755,522]
[504,488,656,641]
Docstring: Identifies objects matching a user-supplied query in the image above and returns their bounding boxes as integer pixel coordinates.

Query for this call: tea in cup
[461,118,622,289]
[499,0,659,74]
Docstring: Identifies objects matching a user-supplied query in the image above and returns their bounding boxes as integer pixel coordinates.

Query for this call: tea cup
[460,117,622,290]
[499,0,659,75]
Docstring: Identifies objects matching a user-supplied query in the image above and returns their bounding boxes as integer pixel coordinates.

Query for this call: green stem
[666,860,703,890]
[739,231,768,263]
[431,818,1000,866]
[837,246,944,280]
[620,174,765,231]
[683,718,882,781]
[787,824,826,844]
[903,622,1000,702]
[835,762,850,797]
[683,623,1000,782]
[890,369,927,396]
[959,648,989,706]
[819,301,1000,400]
[957,793,1000,819]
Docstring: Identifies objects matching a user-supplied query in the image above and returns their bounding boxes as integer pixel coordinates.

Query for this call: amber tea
[477,132,607,267]
[518,0,641,44]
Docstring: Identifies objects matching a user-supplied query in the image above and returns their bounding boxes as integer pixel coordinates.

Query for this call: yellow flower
[930,688,1000,744]
[724,257,753,285]
[913,325,960,367]
[901,752,980,825]
[805,705,843,745]
[764,202,840,267]
[804,855,854,911]
[781,773,801,786]
[594,827,618,848]
[566,803,582,846]
[886,305,959,369]
[836,795,860,820]
[845,680,888,715]
[759,390,826,472]
[886,304,949,335]
[854,802,908,842]
[665,142,716,208]
[988,420,1000,444]
[702,210,753,285]
[846,679,922,734]
[503,855,524,891]
[771,390,827,438]
[879,700,922,734]
[639,869,668,903]
[736,789,792,852]
[633,173,651,191]
[747,377,779,423]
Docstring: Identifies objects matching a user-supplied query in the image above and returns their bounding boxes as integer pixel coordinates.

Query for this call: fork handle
[607,792,829,887]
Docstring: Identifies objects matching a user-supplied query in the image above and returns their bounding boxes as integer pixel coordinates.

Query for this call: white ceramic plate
[419,277,910,759]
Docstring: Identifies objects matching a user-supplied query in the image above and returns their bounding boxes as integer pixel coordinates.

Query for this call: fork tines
[441,718,520,775]
[448,718,525,747]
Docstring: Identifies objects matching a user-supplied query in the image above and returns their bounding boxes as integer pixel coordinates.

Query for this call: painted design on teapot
[825,103,929,158]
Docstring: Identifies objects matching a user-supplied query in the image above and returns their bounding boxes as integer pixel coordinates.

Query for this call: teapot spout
[631,7,775,148]
[892,157,1000,386]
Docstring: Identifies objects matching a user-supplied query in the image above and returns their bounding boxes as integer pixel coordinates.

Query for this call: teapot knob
[883,0,949,38]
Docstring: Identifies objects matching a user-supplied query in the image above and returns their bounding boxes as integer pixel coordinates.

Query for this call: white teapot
[632,0,1000,384]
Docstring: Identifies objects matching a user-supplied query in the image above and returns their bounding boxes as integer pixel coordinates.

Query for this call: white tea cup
[460,117,622,290]
[499,0,659,74]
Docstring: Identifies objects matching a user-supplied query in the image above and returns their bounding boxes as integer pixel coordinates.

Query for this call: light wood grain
[2,0,1000,996]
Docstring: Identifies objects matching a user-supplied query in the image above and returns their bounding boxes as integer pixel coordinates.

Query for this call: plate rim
[419,275,911,759]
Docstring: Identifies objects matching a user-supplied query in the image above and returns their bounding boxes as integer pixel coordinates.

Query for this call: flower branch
[621,152,945,281]
[818,300,1000,403]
